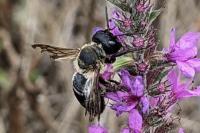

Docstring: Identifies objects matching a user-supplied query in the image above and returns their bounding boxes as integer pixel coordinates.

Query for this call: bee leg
[99,77,127,93]
[105,55,116,63]
[110,45,149,59]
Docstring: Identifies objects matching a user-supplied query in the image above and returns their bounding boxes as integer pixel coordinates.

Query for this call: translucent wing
[32,44,80,60]
[84,70,105,121]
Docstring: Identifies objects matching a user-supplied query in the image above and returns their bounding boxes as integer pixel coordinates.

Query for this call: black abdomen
[72,72,105,113]
[72,72,87,107]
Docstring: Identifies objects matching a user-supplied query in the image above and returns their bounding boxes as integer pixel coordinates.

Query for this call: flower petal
[193,86,200,95]
[167,69,178,90]
[128,109,142,133]
[169,28,176,49]
[112,10,124,20]
[117,91,130,98]
[106,91,129,102]
[178,128,184,133]
[88,124,108,133]
[119,69,132,91]
[169,47,197,61]
[176,86,200,99]
[186,58,200,72]
[111,102,137,116]
[131,76,144,97]
[176,32,200,50]
[108,18,123,38]
[120,128,130,133]
[101,64,113,80]
[176,61,195,78]
[105,92,120,102]
[139,97,149,113]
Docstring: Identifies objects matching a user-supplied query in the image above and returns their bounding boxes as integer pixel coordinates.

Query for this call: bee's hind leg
[99,77,127,94]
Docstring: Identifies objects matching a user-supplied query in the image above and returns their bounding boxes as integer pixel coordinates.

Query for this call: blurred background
[0,0,200,133]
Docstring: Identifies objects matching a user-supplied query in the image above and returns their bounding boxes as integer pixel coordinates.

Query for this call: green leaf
[107,0,131,12]
[148,9,161,25]
[147,61,171,84]
[154,68,170,83]
[113,56,133,71]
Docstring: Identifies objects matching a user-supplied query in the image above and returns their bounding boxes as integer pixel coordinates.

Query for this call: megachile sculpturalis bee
[32,6,125,121]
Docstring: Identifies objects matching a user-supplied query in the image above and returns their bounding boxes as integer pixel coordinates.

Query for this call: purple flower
[128,109,143,133]
[100,64,113,80]
[109,19,122,36]
[106,70,148,132]
[108,10,124,40]
[120,128,130,133]
[140,97,149,113]
[165,28,200,78]
[167,69,200,100]
[178,128,184,133]
[108,19,124,43]
[106,91,138,116]
[88,124,108,133]
[118,69,144,97]
[106,70,149,115]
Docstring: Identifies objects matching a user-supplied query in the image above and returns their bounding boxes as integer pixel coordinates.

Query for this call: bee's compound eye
[72,73,87,107]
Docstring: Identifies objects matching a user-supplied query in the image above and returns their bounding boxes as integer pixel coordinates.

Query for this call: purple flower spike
[88,124,108,133]
[164,28,200,78]
[128,109,142,133]
[119,70,144,97]
[92,27,103,36]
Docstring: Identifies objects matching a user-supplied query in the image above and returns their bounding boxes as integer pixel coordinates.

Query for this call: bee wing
[84,70,104,121]
[32,44,80,60]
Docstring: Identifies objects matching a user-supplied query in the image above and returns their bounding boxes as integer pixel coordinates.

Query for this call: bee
[32,28,123,121]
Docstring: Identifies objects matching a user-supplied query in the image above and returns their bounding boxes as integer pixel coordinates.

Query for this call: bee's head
[92,27,122,55]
